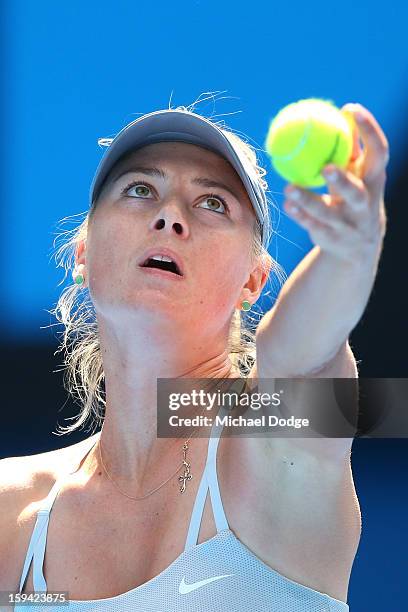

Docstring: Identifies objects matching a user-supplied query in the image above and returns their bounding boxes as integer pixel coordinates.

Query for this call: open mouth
[140,257,182,276]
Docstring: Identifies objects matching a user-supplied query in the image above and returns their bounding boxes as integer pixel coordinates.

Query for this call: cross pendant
[179,469,192,493]
[179,441,192,493]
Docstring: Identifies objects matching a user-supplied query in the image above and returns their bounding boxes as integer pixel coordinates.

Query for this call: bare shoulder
[0,451,60,512]
[0,436,98,589]
[0,452,57,589]
[1,435,98,482]
[0,434,100,497]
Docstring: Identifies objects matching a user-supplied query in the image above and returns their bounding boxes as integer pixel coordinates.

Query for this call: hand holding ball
[264,98,358,188]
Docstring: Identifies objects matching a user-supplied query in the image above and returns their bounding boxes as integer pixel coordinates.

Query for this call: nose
[154,217,184,236]
[150,203,190,239]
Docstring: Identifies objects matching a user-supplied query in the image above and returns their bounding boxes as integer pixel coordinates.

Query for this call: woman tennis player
[0,100,388,611]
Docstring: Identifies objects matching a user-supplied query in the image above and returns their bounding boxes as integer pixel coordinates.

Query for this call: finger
[345,104,390,184]
[347,115,365,179]
[341,107,363,163]
[284,197,346,247]
[341,106,365,181]
[350,118,363,162]
[322,165,370,218]
[347,152,365,181]
[284,186,352,231]
[284,198,331,232]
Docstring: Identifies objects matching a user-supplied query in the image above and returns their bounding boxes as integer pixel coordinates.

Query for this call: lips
[138,247,185,277]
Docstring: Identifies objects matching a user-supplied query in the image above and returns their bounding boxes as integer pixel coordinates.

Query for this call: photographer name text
[168,414,309,429]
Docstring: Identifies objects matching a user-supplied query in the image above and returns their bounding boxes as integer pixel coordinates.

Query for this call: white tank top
[15,405,349,611]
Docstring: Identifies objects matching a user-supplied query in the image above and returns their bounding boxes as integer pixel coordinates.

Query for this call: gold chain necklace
[98,432,196,499]
[96,376,245,500]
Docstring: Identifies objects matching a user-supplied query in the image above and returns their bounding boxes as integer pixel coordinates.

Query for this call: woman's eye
[199,195,228,215]
[121,182,152,198]
[120,182,228,215]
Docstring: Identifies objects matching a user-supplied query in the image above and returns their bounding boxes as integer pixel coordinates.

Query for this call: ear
[236,254,272,310]
[73,239,87,288]
[75,238,86,268]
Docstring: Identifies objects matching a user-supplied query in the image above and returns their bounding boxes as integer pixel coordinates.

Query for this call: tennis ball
[264,98,356,188]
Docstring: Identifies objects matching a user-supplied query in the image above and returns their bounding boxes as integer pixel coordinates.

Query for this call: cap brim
[89,109,269,246]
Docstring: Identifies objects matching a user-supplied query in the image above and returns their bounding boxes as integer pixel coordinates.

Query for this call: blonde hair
[48,93,286,436]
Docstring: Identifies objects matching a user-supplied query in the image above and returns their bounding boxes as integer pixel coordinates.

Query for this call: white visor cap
[89,109,270,247]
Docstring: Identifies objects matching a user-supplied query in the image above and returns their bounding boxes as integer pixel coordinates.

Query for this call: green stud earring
[75,274,84,285]
[241,300,251,311]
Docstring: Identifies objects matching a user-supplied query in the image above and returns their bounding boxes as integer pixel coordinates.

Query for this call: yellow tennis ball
[264,98,356,188]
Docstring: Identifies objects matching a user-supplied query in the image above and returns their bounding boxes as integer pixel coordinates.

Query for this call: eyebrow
[111,166,242,203]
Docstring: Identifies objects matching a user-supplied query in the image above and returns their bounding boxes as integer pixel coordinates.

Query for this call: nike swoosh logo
[179,573,235,594]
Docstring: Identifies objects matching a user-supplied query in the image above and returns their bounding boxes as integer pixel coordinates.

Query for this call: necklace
[98,432,196,499]
[97,376,246,500]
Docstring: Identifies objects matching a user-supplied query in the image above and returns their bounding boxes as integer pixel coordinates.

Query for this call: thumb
[341,106,365,179]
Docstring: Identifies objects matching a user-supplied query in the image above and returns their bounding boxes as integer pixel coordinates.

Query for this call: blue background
[2,0,407,340]
[1,1,407,609]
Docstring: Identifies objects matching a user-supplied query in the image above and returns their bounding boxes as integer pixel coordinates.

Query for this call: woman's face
[84,141,263,338]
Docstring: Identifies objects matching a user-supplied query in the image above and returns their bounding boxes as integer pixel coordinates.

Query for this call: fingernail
[323,166,338,180]
[286,202,300,214]
[287,187,302,200]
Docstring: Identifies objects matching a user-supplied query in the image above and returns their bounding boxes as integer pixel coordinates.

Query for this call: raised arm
[256,102,388,379]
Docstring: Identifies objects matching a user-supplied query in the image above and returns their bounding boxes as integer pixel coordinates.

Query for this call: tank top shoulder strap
[184,377,251,552]
[184,402,231,551]
[18,435,100,594]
